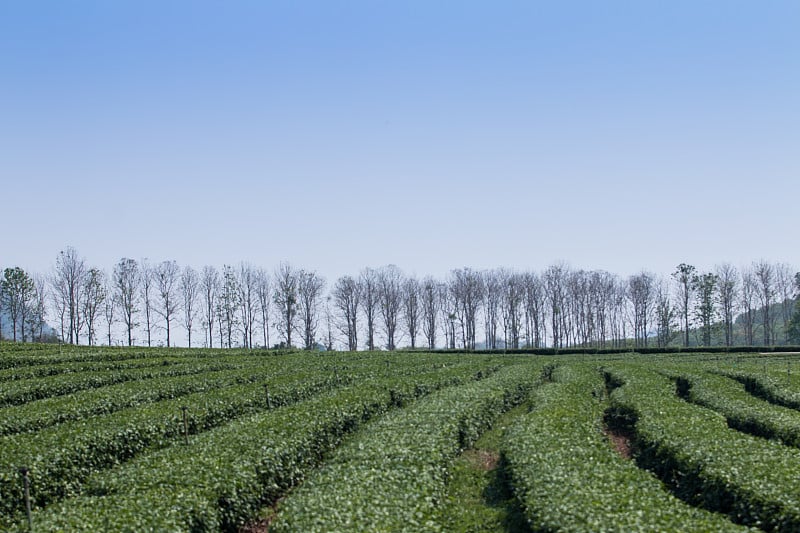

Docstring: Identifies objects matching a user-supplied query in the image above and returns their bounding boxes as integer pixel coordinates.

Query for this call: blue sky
[2,1,798,281]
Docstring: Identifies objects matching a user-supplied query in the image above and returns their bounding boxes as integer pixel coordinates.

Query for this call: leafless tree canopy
[6,247,800,351]
[377,265,403,351]
[180,266,199,348]
[201,266,220,348]
[273,263,299,348]
[359,268,379,351]
[113,258,139,347]
[52,247,86,344]
[297,269,325,350]
[333,275,360,352]
[140,260,155,347]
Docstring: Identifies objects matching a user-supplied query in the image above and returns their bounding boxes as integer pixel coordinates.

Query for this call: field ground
[2,343,800,531]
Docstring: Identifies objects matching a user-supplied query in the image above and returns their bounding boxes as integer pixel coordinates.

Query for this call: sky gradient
[2,1,798,281]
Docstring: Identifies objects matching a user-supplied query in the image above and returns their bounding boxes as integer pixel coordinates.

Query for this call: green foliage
[440,403,532,532]
[270,364,538,532]
[665,369,800,449]
[0,358,239,407]
[0,364,293,436]
[1,267,37,341]
[503,364,747,532]
[14,360,503,531]
[0,368,344,524]
[720,369,800,410]
[608,364,800,531]
[7,346,800,531]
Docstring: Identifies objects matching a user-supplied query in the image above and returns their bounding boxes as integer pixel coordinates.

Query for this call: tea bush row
[12,362,503,531]
[270,363,539,532]
[607,364,800,531]
[503,364,750,532]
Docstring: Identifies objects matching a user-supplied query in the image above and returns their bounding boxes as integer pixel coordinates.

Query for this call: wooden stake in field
[264,383,272,409]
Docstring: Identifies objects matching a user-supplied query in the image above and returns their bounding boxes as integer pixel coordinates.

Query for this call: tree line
[2,247,800,350]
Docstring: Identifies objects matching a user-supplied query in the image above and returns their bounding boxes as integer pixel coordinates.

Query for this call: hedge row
[0,359,240,407]
[0,344,299,369]
[0,365,295,436]
[0,356,198,383]
[269,362,539,532]
[667,369,800,449]
[503,364,748,532]
[607,364,800,531]
[13,362,505,531]
[716,370,800,410]
[0,370,343,526]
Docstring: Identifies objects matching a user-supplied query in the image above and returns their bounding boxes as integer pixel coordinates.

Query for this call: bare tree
[450,268,482,350]
[255,269,271,348]
[672,263,696,347]
[324,296,335,351]
[378,265,403,350]
[219,265,240,348]
[609,277,628,348]
[52,247,86,344]
[628,271,655,348]
[440,283,458,349]
[563,270,589,347]
[754,260,775,345]
[332,275,360,351]
[273,263,299,348]
[402,276,421,349]
[297,269,325,350]
[140,260,155,347]
[522,272,546,348]
[482,271,501,349]
[592,271,617,348]
[216,301,225,348]
[154,260,181,347]
[776,263,795,344]
[503,271,524,349]
[359,268,379,351]
[31,274,48,341]
[740,266,757,346]
[237,263,258,349]
[113,258,140,346]
[82,268,106,346]
[104,281,116,346]
[201,266,220,348]
[180,265,200,347]
[655,278,676,347]
[715,263,738,347]
[544,265,567,348]
[50,271,68,343]
[420,277,439,350]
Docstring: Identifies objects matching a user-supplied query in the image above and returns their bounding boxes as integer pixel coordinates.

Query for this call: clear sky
[2,1,798,282]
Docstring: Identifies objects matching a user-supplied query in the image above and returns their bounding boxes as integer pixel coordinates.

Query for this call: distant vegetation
[2,247,799,350]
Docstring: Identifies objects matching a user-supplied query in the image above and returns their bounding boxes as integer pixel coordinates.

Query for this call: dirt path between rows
[605,427,633,460]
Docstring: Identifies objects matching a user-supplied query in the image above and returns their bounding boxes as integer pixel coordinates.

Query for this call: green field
[2,344,800,531]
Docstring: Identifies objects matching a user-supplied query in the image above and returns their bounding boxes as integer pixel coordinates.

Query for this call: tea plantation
[2,343,799,531]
